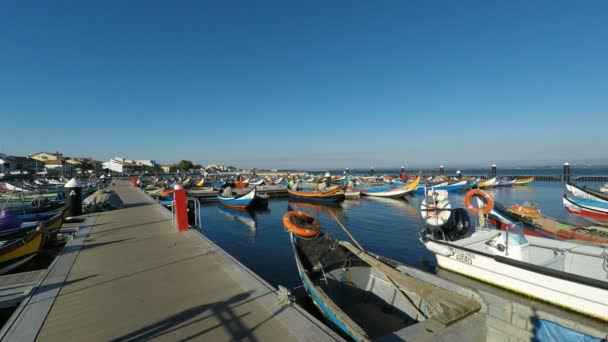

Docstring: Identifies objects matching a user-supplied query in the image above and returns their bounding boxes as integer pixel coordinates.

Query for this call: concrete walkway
[6,181,340,341]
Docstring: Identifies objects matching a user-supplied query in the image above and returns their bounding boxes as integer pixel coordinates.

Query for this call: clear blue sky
[1,1,607,169]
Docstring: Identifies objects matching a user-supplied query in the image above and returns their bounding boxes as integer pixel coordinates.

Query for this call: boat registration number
[451,248,475,264]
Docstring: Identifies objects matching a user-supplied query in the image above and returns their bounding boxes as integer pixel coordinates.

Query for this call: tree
[78,159,94,172]
[176,160,194,172]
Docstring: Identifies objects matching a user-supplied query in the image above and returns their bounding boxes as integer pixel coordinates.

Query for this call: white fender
[426,241,453,257]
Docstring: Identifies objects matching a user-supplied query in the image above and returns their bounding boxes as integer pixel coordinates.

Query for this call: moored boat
[361,176,420,198]
[287,185,346,203]
[563,194,608,224]
[476,177,498,188]
[290,231,483,341]
[420,194,608,321]
[566,182,608,203]
[489,200,608,244]
[217,187,256,209]
[513,177,534,185]
[0,228,45,275]
[414,180,471,195]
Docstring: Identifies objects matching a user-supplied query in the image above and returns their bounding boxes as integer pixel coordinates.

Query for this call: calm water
[198,181,599,290]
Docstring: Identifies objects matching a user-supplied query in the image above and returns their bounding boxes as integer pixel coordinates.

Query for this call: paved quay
[2,181,341,341]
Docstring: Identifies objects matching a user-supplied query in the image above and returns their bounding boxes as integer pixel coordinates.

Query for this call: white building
[135,160,157,167]
[103,157,126,173]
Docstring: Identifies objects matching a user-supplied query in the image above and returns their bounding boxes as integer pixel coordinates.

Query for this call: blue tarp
[535,319,607,342]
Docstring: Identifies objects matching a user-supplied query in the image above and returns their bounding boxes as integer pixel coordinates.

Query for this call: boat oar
[328,211,428,320]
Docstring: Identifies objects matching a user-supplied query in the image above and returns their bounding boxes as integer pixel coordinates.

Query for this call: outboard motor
[439,208,471,241]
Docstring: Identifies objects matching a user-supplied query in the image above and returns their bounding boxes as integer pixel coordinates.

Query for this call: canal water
[198,181,598,291]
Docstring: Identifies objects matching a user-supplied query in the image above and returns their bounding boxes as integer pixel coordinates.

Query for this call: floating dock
[1,181,341,341]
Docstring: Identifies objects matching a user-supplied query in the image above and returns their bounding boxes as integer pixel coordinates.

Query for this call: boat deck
[2,181,341,341]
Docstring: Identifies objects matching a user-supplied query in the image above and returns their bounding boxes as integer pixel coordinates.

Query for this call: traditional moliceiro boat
[420,198,608,321]
[513,177,534,185]
[217,187,256,209]
[361,176,420,198]
[566,182,608,203]
[287,185,346,203]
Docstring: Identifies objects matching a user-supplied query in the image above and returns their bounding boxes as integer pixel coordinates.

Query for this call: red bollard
[133,175,139,188]
[173,183,189,231]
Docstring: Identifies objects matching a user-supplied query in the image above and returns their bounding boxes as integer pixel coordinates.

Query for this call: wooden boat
[420,216,608,321]
[565,194,608,210]
[291,232,482,341]
[563,194,608,223]
[0,228,45,275]
[477,177,498,188]
[489,201,608,244]
[361,177,420,198]
[513,177,534,185]
[496,178,516,187]
[566,182,608,203]
[1,183,31,193]
[233,180,249,189]
[248,178,265,186]
[217,187,256,209]
[414,180,471,195]
[287,185,346,203]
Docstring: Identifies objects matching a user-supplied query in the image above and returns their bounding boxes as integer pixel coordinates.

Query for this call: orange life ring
[464,189,494,215]
[282,211,321,238]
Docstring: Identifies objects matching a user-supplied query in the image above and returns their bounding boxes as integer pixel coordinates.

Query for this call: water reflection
[216,205,257,239]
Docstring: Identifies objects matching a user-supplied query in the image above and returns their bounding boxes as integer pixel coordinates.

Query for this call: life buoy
[282,211,321,238]
[464,189,494,215]
[420,191,452,226]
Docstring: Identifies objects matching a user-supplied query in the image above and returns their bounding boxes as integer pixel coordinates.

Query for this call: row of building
[0,152,94,175]
[1,152,237,176]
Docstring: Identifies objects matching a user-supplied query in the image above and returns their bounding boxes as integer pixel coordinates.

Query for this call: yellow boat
[514,177,534,185]
[0,229,45,274]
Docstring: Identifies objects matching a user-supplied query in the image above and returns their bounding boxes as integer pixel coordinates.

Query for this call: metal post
[563,162,570,183]
[491,164,497,178]
[439,165,445,176]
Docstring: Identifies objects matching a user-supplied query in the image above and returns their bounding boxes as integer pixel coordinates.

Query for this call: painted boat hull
[287,186,346,203]
[513,177,534,185]
[566,183,608,203]
[414,180,470,195]
[563,195,608,220]
[490,202,608,244]
[217,187,256,209]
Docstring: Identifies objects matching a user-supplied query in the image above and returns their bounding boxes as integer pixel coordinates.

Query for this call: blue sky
[1,1,606,169]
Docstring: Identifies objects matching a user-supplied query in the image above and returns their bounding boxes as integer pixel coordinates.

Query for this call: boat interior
[297,235,422,339]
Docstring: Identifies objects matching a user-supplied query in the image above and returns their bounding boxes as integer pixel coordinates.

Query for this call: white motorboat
[420,209,608,321]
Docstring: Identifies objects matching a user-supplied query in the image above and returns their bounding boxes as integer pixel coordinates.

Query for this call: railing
[170,197,202,229]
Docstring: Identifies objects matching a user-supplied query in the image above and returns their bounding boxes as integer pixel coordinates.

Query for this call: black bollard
[439,165,445,176]
[563,162,570,183]
[491,164,497,178]
[64,177,83,217]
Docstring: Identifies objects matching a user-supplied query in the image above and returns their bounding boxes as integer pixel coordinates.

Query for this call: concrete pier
[2,181,341,341]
